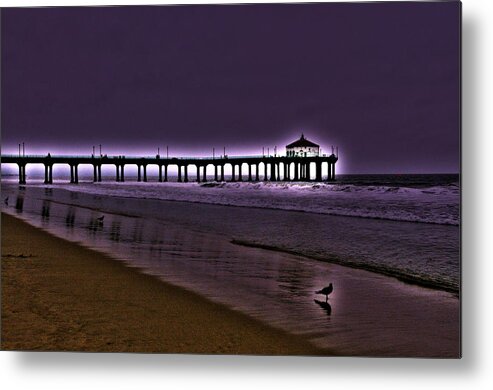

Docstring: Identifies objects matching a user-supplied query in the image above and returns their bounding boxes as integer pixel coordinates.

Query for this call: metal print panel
[0,1,461,357]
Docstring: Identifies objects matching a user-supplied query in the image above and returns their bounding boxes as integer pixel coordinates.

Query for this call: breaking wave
[53,180,460,226]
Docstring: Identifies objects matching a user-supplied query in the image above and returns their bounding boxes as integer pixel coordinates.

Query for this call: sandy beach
[1,213,327,354]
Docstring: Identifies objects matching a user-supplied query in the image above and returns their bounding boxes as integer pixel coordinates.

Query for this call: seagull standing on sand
[97,215,105,222]
[316,283,333,302]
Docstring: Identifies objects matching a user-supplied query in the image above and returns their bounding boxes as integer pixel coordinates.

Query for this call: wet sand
[1,213,326,354]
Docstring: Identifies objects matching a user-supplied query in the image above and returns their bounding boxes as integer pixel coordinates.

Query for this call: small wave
[200,182,224,188]
[231,239,459,295]
[201,181,459,196]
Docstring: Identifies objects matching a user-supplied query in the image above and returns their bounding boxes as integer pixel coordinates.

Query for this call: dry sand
[1,213,327,354]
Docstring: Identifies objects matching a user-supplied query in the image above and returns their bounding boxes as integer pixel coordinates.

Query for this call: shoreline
[231,239,459,296]
[1,213,328,355]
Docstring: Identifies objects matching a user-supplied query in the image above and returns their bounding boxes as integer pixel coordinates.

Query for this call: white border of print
[1,1,492,390]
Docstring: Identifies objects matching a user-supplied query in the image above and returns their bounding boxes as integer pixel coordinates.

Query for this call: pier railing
[2,154,292,160]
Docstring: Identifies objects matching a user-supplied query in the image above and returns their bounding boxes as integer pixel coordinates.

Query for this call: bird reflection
[314,299,332,316]
[87,218,104,234]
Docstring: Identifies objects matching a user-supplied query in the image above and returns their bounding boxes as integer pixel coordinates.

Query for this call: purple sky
[1,2,460,173]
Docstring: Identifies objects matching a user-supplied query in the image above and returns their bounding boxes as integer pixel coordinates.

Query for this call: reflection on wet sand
[41,200,50,221]
[87,217,104,235]
[65,207,76,228]
[110,221,122,242]
[15,196,24,213]
[314,299,332,316]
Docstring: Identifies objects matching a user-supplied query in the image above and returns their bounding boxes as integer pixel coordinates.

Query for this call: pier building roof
[286,134,319,148]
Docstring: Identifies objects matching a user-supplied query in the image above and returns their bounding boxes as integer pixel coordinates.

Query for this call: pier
[0,153,338,184]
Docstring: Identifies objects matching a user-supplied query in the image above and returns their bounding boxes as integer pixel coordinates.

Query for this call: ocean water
[1,175,460,291]
[0,175,460,356]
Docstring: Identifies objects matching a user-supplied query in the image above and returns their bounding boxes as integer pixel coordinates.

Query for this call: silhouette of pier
[1,153,338,184]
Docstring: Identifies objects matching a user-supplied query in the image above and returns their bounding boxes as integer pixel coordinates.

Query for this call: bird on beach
[4,197,8,205]
[96,215,105,222]
[315,283,333,302]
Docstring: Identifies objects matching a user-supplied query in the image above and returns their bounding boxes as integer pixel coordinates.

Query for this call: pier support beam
[158,165,163,182]
[164,165,168,182]
[270,162,276,181]
[255,164,259,181]
[116,165,120,182]
[220,165,225,181]
[294,162,299,181]
[238,164,243,181]
[18,164,26,184]
[143,165,147,182]
[248,164,252,181]
[93,165,97,182]
[121,165,125,182]
[137,165,141,182]
[69,164,79,184]
[44,165,50,184]
[98,165,102,182]
[184,165,189,183]
[316,162,322,181]
[231,165,236,182]
[196,165,201,183]
[202,165,207,182]
[214,165,218,181]
[74,164,79,184]
[306,162,311,181]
